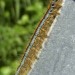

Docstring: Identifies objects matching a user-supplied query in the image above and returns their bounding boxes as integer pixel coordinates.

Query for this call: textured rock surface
[30,0,75,75]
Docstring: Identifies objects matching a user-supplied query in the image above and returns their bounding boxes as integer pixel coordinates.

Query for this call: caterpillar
[15,0,63,75]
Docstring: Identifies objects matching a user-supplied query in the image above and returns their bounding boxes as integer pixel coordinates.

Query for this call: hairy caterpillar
[15,0,63,75]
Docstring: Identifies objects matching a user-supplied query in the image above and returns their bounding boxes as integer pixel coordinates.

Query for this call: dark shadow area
[73,0,75,1]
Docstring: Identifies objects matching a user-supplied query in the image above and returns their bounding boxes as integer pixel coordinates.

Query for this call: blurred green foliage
[0,0,48,75]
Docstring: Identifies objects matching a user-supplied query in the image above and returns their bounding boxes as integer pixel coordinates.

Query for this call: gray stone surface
[30,0,75,75]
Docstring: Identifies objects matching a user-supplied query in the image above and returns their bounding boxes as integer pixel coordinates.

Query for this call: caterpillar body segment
[34,37,44,44]
[51,9,60,15]
[27,54,37,64]
[55,3,62,9]
[15,0,63,75]
[18,58,32,75]
[18,65,31,75]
